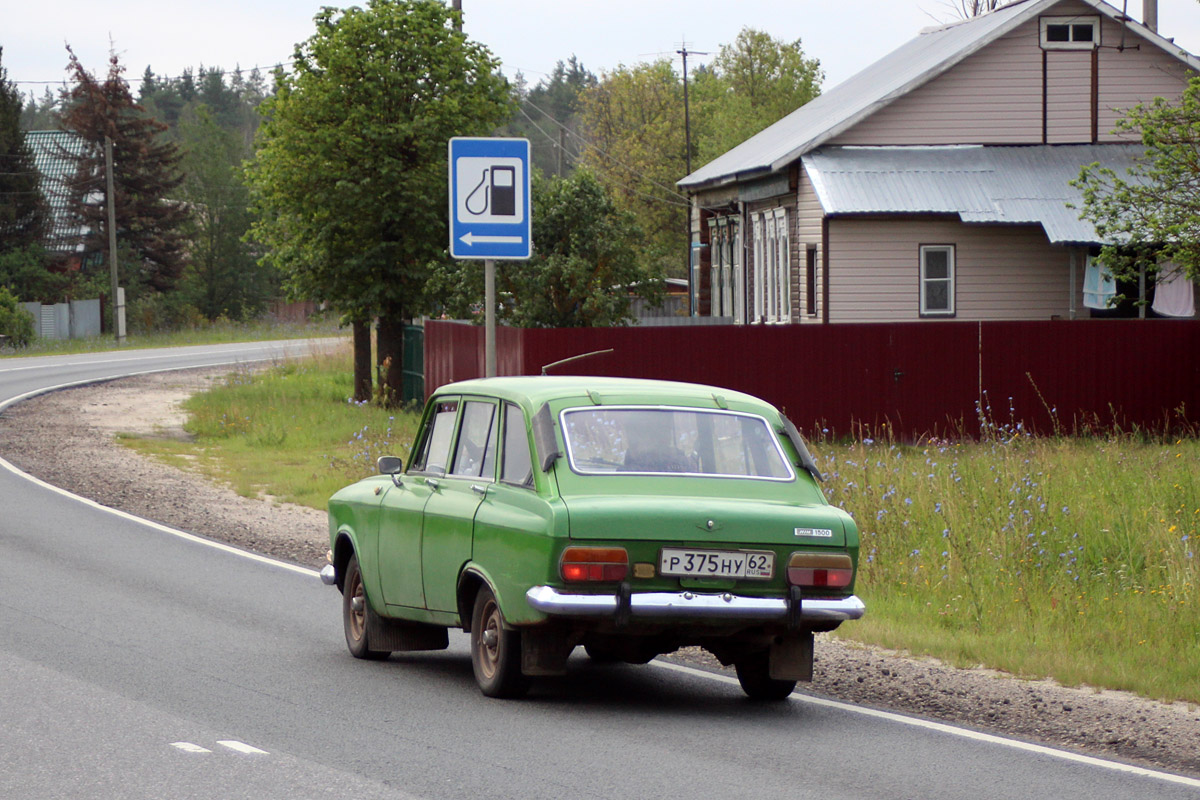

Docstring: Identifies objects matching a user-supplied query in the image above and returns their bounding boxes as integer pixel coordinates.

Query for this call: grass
[121,346,419,510]
[817,423,1199,705]
[0,317,344,358]
[122,357,1200,704]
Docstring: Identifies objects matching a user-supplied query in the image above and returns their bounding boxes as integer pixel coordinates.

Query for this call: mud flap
[366,605,449,651]
[521,627,574,676]
[769,632,814,682]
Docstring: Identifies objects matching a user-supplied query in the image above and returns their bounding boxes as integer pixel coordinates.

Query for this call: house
[25,130,89,270]
[678,0,1199,323]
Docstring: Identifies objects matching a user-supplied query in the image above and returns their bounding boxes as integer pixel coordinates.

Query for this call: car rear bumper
[525,585,865,623]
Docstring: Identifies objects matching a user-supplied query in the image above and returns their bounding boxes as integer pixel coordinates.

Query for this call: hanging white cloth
[1082,256,1116,310]
[1151,264,1196,318]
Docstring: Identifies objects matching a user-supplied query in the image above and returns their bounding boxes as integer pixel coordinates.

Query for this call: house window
[752,216,764,321]
[805,246,817,317]
[1040,16,1099,49]
[919,245,955,317]
[751,208,790,323]
[706,217,738,318]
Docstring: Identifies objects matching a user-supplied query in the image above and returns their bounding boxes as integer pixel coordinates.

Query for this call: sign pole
[485,258,496,377]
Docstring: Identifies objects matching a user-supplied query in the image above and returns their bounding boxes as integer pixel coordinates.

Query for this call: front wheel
[470,586,528,698]
[342,553,389,660]
[735,650,796,701]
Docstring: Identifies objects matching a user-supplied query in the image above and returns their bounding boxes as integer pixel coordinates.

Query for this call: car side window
[411,400,459,475]
[500,402,534,488]
[450,401,498,479]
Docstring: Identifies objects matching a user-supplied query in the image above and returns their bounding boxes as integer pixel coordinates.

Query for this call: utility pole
[104,136,124,345]
[676,42,708,177]
[452,0,462,32]
[677,42,708,317]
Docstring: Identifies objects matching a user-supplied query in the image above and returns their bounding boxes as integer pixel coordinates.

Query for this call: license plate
[659,548,774,580]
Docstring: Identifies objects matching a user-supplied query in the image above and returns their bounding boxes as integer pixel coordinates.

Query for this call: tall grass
[817,417,1199,703]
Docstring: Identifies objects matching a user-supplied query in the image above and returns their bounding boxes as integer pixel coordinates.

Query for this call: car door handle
[426,477,440,490]
[471,484,488,496]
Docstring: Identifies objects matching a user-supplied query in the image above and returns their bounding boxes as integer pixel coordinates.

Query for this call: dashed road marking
[170,742,212,754]
[217,740,269,755]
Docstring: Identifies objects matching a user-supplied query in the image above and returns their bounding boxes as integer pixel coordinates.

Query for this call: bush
[0,286,36,347]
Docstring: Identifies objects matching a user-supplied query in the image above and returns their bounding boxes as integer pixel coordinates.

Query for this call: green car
[322,376,864,699]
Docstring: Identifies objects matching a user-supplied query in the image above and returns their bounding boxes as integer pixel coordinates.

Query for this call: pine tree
[59,47,188,293]
[0,47,47,253]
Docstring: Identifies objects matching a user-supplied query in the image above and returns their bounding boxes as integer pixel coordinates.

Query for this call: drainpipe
[1144,0,1157,32]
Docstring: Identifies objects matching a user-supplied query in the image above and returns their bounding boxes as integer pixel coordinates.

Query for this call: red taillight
[560,547,629,583]
[787,553,854,589]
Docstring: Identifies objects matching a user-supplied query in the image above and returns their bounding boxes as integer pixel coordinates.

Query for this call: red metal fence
[424,320,1200,439]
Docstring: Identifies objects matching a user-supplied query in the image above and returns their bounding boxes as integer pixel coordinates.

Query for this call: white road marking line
[652,660,1200,790]
[170,742,212,754]
[218,740,269,755]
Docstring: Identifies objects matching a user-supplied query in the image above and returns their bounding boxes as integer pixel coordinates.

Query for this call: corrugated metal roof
[801,144,1145,244]
[25,130,89,251]
[679,0,1199,191]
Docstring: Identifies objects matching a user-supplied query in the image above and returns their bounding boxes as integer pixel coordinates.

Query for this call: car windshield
[560,406,794,480]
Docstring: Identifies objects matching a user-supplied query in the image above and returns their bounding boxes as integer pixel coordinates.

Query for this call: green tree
[1,47,48,253]
[178,105,270,320]
[578,59,689,278]
[59,48,189,297]
[0,284,35,347]
[245,0,512,404]
[691,29,822,166]
[1074,76,1200,285]
[19,87,61,131]
[429,169,664,327]
[502,56,597,178]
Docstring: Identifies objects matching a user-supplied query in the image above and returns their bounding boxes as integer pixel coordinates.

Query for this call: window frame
[1040,15,1099,50]
[499,401,536,489]
[919,244,956,318]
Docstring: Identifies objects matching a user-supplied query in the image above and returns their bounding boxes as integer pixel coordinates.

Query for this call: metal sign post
[449,138,531,377]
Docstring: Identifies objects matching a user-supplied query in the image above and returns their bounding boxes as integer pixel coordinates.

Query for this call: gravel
[1,367,1197,779]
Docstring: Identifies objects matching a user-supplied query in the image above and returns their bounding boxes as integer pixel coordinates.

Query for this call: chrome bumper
[525,585,865,623]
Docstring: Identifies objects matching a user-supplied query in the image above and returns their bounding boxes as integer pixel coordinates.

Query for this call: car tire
[343,553,389,660]
[735,650,797,701]
[470,586,528,698]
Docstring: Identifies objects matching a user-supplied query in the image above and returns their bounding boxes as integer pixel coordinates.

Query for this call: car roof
[433,375,779,414]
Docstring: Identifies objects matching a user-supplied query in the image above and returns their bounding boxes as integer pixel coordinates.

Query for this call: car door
[420,398,498,613]
[377,397,459,610]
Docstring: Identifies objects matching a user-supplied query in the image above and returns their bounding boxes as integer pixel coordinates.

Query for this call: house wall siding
[796,170,823,322]
[830,22,1045,145]
[1096,15,1194,138]
[1045,50,1093,142]
[827,218,1073,322]
[830,1,1192,147]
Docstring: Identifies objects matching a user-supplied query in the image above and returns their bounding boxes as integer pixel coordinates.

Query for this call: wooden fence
[423,319,1200,439]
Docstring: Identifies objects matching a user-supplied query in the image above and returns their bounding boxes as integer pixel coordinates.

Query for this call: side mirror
[377,455,404,486]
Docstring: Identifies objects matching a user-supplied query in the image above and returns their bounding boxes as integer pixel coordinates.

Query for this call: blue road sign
[449,137,531,260]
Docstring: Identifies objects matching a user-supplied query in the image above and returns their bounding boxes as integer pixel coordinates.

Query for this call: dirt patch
[0,368,1197,779]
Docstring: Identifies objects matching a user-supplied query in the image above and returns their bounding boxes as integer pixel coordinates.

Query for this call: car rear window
[560,406,794,480]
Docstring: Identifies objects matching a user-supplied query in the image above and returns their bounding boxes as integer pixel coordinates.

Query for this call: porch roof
[800,143,1145,245]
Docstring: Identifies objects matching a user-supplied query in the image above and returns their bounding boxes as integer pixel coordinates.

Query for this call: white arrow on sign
[459,232,523,246]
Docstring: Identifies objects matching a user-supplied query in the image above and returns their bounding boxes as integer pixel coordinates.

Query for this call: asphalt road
[1,342,1198,800]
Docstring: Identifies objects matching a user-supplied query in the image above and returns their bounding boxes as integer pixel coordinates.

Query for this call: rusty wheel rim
[347,569,366,643]
[477,598,501,680]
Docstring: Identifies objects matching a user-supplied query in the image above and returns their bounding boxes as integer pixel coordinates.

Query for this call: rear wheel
[470,586,528,698]
[735,650,797,701]
[343,553,389,660]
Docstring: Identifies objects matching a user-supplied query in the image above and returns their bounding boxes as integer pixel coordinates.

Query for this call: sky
[5,0,1200,100]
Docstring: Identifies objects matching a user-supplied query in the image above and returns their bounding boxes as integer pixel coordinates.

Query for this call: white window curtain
[752,215,764,322]
[774,208,791,323]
